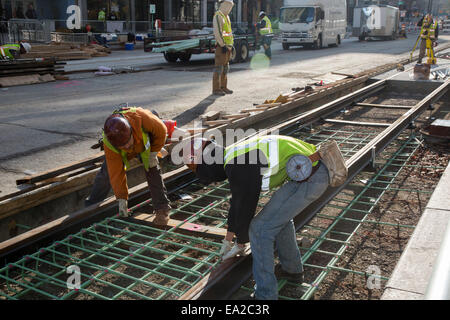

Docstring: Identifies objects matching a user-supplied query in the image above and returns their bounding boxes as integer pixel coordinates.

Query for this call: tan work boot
[221,88,233,94]
[153,206,171,225]
[212,89,226,96]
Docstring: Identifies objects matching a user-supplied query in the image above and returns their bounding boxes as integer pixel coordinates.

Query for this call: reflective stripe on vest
[224,135,318,191]
[215,11,234,46]
[259,16,273,35]
[0,44,20,59]
[102,107,152,171]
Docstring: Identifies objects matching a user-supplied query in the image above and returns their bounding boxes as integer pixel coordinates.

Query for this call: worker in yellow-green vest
[182,135,347,299]
[212,0,234,96]
[257,11,273,59]
[98,8,106,32]
[0,42,31,60]
[417,14,439,64]
[85,107,172,225]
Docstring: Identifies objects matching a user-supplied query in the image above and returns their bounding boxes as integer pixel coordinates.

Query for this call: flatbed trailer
[144,34,258,64]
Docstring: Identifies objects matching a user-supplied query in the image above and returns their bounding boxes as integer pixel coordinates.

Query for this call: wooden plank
[356,102,413,109]
[254,103,282,109]
[200,110,221,121]
[131,213,227,238]
[240,107,268,113]
[203,119,232,126]
[324,118,391,127]
[221,113,250,120]
[16,153,104,185]
[331,71,356,78]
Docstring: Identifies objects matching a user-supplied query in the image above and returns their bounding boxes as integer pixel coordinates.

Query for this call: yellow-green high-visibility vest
[215,11,234,46]
[0,44,20,60]
[98,10,106,21]
[259,16,273,35]
[224,135,318,190]
[102,107,152,171]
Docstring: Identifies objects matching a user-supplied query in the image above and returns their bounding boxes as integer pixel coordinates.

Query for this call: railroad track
[0,73,448,299]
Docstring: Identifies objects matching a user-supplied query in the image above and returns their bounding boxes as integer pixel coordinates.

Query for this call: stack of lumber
[200,90,311,128]
[21,43,111,61]
[0,58,65,87]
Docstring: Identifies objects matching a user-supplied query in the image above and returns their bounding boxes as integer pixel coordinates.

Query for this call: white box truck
[352,5,400,41]
[280,0,347,50]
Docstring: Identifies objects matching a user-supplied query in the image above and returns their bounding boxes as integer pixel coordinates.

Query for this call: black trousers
[85,160,170,210]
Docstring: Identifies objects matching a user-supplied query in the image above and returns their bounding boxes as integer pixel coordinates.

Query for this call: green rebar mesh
[0,124,444,300]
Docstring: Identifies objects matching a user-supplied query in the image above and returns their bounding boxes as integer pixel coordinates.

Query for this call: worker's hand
[222,243,245,260]
[118,199,129,217]
[149,151,159,168]
[221,46,228,54]
[219,239,233,257]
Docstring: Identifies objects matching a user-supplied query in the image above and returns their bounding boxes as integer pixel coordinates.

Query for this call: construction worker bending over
[212,0,234,96]
[183,135,347,299]
[0,42,31,60]
[257,11,273,59]
[417,14,439,64]
[86,107,172,225]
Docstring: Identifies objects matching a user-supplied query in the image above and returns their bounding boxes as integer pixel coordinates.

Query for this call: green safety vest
[215,11,234,46]
[102,107,152,171]
[259,16,273,35]
[98,10,106,21]
[420,20,438,40]
[0,44,20,60]
[224,135,318,190]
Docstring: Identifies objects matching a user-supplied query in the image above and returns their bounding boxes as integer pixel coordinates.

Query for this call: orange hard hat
[104,114,132,148]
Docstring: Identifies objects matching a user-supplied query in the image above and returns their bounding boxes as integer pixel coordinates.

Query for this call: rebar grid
[276,134,441,300]
[0,124,444,300]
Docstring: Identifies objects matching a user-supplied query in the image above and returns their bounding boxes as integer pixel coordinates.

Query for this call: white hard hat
[259,11,266,17]
[21,42,31,53]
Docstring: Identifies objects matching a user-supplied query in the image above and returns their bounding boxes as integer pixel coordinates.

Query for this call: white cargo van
[280,0,347,50]
[352,5,400,41]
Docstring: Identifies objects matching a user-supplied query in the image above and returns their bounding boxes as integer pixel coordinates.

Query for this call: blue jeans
[249,162,329,300]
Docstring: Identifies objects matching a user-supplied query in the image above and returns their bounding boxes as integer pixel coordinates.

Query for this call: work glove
[222,243,245,260]
[219,239,233,257]
[118,199,129,217]
[149,151,159,168]
[221,45,228,54]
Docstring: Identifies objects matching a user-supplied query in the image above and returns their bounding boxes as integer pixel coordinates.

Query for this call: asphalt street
[1,34,449,196]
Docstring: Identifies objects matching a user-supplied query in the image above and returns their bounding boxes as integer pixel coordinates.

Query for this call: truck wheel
[164,52,179,63]
[282,43,290,50]
[179,52,192,62]
[230,44,240,64]
[314,35,322,49]
[239,41,249,62]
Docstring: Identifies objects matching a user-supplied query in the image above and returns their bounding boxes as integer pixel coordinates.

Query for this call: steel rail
[191,80,450,300]
[0,79,448,300]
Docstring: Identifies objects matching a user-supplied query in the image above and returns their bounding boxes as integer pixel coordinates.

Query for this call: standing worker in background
[0,42,31,60]
[98,8,106,32]
[212,0,234,96]
[85,107,172,225]
[257,11,273,59]
[182,135,347,299]
[416,14,439,64]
